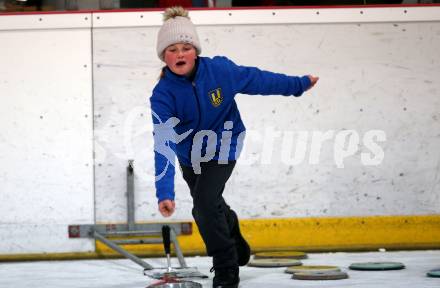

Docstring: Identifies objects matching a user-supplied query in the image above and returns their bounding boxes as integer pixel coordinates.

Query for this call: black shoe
[230,210,251,266]
[211,266,239,288]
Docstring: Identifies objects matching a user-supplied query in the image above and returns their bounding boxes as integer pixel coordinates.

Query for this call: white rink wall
[0,14,95,254]
[0,6,440,254]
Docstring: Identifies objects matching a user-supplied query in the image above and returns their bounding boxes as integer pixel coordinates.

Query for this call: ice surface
[0,250,439,288]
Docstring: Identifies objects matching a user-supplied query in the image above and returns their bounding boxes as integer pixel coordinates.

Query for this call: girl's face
[163,43,197,77]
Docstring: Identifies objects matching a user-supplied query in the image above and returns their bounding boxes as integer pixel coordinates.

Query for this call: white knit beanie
[156,7,201,61]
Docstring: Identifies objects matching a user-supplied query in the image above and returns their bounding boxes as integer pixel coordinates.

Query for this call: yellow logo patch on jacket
[208,88,223,107]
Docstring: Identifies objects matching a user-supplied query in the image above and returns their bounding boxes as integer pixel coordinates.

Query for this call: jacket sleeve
[150,89,176,203]
[220,56,311,97]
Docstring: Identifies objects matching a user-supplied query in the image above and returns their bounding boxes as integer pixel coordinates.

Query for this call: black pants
[180,161,238,268]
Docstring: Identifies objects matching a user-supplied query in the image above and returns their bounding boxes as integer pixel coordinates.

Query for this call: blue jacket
[150,56,311,202]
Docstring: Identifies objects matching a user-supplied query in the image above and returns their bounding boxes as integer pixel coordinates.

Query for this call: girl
[151,6,318,288]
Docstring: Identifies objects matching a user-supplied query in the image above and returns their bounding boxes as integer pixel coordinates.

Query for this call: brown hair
[159,66,166,79]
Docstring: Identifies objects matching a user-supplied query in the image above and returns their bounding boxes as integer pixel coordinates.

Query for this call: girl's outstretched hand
[307,75,319,90]
[158,199,175,217]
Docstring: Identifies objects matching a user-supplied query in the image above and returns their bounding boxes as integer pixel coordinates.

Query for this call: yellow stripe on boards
[94,215,440,255]
[239,215,440,252]
[1,215,440,262]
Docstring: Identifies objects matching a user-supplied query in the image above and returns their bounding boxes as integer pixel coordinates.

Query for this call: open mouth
[176,61,186,67]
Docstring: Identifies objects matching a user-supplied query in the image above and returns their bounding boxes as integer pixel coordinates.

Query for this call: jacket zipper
[190,81,202,162]
[191,81,202,131]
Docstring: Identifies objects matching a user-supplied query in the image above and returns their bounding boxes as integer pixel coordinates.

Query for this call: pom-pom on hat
[156,6,201,61]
